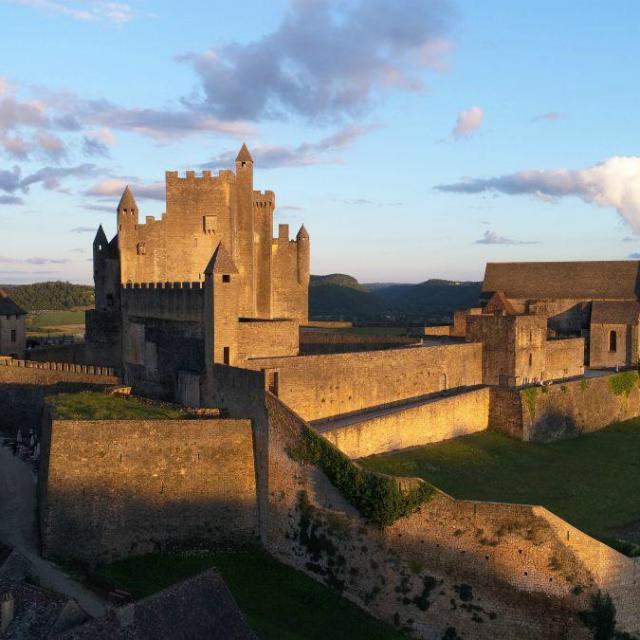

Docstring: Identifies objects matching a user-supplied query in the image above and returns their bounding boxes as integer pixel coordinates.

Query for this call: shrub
[579,591,616,640]
[521,387,539,419]
[607,371,639,398]
[288,425,434,527]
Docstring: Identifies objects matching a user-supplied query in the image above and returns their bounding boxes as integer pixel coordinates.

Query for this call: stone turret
[296,224,310,286]
[117,186,138,231]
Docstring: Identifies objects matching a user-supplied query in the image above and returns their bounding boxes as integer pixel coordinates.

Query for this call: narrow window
[222,274,231,283]
[609,330,617,352]
[528,353,532,367]
[529,330,533,343]
[223,347,230,365]
[268,371,279,397]
[10,330,16,343]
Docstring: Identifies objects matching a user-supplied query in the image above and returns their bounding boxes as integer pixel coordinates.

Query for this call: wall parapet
[122,281,205,290]
[0,356,116,378]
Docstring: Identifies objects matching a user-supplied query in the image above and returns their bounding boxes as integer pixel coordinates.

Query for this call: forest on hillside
[1,281,94,311]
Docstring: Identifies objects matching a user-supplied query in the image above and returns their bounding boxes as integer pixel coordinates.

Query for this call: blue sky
[1,0,640,284]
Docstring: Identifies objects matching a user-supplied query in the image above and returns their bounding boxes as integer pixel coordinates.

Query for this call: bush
[288,425,434,527]
[607,371,639,398]
[521,387,539,419]
[579,591,616,640]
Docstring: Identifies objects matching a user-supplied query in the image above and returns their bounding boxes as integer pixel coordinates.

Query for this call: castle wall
[527,299,589,334]
[247,343,484,422]
[0,358,118,436]
[321,387,490,458]
[271,236,308,323]
[28,341,121,369]
[590,322,639,368]
[545,338,585,380]
[299,330,418,355]
[39,415,257,563]
[237,319,299,362]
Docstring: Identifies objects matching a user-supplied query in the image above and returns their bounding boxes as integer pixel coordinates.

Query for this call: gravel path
[0,446,108,617]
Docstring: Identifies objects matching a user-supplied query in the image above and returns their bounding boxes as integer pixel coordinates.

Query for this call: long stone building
[87,145,310,402]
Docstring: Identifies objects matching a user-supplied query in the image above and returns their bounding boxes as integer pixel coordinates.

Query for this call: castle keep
[88,144,310,401]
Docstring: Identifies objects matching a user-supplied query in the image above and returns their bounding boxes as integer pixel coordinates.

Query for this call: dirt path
[0,446,108,617]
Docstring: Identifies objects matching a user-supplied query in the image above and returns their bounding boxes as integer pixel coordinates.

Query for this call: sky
[1,0,640,284]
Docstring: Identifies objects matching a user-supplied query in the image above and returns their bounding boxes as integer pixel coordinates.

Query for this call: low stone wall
[299,330,418,355]
[304,320,353,329]
[491,372,640,441]
[0,358,119,436]
[39,414,257,562]
[321,387,490,458]
[422,325,452,336]
[28,341,121,369]
[247,342,484,422]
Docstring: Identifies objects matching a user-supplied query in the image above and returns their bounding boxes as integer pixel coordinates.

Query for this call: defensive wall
[320,386,490,458]
[200,364,640,639]
[304,320,353,329]
[39,413,257,562]
[28,341,121,369]
[298,330,418,355]
[491,371,640,441]
[245,342,484,422]
[0,357,119,436]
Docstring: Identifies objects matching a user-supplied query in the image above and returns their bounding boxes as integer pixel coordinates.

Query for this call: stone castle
[3,146,640,639]
[87,144,309,402]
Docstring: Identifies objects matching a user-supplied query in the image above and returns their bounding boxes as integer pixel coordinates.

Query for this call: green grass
[27,310,86,327]
[93,550,407,640]
[359,421,640,545]
[49,391,187,420]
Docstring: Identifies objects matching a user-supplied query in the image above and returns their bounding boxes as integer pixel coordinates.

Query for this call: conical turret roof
[205,242,239,275]
[93,224,108,246]
[235,143,253,163]
[118,185,137,210]
[296,224,309,239]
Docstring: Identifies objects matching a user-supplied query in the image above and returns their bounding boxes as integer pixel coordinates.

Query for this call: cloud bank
[180,0,454,122]
[437,156,640,232]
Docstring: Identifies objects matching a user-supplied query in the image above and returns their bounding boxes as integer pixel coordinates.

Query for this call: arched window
[609,330,617,353]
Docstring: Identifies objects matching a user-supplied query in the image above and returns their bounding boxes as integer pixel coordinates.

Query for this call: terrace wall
[39,414,257,562]
[321,387,490,458]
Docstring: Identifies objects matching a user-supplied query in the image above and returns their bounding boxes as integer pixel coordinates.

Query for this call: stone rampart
[299,330,418,354]
[121,282,205,323]
[247,342,484,421]
[39,414,257,562]
[491,372,640,441]
[28,341,121,369]
[321,387,490,458]
[237,318,299,361]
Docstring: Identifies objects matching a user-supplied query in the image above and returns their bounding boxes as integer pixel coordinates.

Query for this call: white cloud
[5,0,134,24]
[437,156,640,232]
[474,230,539,245]
[452,106,483,138]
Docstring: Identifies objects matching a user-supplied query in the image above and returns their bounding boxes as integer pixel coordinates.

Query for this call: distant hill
[0,281,94,311]
[310,274,366,291]
[310,275,482,323]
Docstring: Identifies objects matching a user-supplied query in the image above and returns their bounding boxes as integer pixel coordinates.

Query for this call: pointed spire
[205,242,239,275]
[118,185,137,211]
[235,143,253,163]
[296,224,309,240]
[94,224,108,247]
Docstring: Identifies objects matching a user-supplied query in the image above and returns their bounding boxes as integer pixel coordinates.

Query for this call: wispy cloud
[70,226,97,233]
[474,230,539,245]
[0,163,100,194]
[532,111,565,122]
[202,124,375,169]
[452,106,483,138]
[622,236,637,242]
[0,195,24,205]
[437,156,640,232]
[5,0,135,25]
[179,0,454,122]
[629,253,640,259]
[84,177,165,200]
[0,255,69,264]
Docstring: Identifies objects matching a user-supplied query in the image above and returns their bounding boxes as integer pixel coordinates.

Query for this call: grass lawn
[360,420,640,550]
[92,550,407,640]
[49,391,188,420]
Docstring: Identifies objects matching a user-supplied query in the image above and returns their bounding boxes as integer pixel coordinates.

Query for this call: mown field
[360,420,640,554]
[26,309,86,335]
[92,550,407,640]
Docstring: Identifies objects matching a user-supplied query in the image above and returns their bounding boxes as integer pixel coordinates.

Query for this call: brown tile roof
[591,300,640,325]
[0,290,27,316]
[56,569,256,640]
[483,291,518,315]
[482,261,640,300]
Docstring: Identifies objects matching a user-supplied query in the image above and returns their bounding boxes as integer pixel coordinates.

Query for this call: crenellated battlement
[165,169,236,184]
[122,281,206,290]
[254,190,275,208]
[121,281,205,322]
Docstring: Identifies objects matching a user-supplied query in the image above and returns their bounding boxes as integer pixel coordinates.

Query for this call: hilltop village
[1,146,640,639]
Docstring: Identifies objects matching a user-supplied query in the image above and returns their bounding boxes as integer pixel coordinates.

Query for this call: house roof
[56,569,256,640]
[205,243,239,275]
[483,291,518,315]
[0,290,27,316]
[482,261,640,300]
[591,300,640,325]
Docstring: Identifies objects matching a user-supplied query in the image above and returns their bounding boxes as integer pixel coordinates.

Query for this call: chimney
[1,592,14,634]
